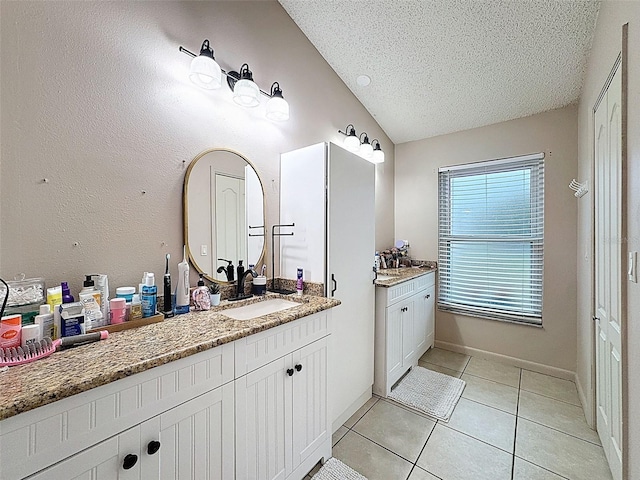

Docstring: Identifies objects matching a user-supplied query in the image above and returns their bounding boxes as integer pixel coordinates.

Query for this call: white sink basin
[223,298,300,320]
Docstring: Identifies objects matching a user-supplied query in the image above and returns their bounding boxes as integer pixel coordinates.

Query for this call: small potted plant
[208,282,221,307]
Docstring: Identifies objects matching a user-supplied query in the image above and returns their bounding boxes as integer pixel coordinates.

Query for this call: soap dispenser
[192,274,211,311]
[236,260,245,283]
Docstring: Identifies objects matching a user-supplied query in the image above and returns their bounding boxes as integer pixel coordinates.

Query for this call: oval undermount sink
[222,298,300,320]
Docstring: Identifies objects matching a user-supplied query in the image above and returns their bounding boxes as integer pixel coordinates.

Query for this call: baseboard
[434,340,575,381]
[576,373,595,428]
[332,386,371,433]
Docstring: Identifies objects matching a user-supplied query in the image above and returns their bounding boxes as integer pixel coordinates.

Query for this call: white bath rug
[311,458,368,480]
[388,366,466,421]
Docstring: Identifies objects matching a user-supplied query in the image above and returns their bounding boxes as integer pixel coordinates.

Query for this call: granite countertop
[374,266,437,287]
[0,293,340,421]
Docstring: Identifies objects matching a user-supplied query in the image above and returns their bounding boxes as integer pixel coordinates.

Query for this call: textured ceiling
[278,0,600,144]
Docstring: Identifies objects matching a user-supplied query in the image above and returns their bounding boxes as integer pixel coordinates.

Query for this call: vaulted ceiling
[279,0,600,144]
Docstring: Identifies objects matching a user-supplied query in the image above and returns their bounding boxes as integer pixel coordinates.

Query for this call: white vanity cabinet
[373,272,435,397]
[235,310,331,480]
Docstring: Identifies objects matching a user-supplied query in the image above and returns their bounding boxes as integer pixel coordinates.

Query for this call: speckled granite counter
[374,266,437,287]
[0,293,340,421]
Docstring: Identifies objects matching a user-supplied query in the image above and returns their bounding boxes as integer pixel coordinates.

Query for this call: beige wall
[576,2,640,477]
[395,105,578,372]
[0,1,394,294]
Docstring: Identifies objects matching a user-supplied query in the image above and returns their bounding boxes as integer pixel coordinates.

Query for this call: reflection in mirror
[184,149,265,283]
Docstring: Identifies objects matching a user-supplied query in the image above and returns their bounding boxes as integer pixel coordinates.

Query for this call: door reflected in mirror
[184,149,265,283]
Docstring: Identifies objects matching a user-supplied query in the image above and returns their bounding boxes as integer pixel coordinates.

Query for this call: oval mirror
[184,148,265,283]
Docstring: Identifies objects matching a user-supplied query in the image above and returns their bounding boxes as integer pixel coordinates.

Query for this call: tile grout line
[408,418,442,480]
[516,416,604,446]
[511,367,522,480]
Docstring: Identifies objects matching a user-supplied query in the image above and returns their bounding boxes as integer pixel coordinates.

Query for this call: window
[438,153,544,325]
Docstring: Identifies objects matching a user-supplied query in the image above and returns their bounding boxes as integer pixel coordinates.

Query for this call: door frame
[590,22,628,480]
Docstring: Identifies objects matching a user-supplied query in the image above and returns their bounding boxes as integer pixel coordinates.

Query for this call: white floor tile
[515,418,613,480]
[344,396,379,428]
[521,370,580,406]
[446,397,516,452]
[513,457,567,479]
[417,424,512,480]
[419,347,470,372]
[464,356,521,387]
[461,373,519,414]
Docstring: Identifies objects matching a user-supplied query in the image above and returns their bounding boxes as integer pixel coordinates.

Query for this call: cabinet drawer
[0,342,234,480]
[235,310,330,377]
[414,272,435,292]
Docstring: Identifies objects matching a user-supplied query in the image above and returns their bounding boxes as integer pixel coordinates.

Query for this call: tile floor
[305,348,613,480]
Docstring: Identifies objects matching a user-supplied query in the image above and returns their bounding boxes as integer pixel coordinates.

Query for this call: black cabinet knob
[425,294,431,299]
[123,453,138,470]
[147,440,161,455]
[295,364,302,372]
[287,368,294,376]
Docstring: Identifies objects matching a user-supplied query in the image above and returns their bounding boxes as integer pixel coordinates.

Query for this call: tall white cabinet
[280,142,375,430]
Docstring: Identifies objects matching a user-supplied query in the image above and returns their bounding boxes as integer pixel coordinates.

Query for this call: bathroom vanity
[373,268,436,397]
[0,294,339,480]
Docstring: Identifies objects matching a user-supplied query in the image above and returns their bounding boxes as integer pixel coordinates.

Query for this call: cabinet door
[386,302,405,387]
[414,286,435,359]
[291,337,329,473]
[27,427,141,480]
[149,383,234,480]
[236,355,292,480]
[401,301,416,368]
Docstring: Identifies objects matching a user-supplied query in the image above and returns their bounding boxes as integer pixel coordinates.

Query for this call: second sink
[222,298,300,320]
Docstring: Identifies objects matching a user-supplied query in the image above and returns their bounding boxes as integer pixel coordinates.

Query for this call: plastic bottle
[35,304,54,339]
[175,246,190,315]
[141,273,158,318]
[139,272,148,298]
[61,282,75,303]
[296,267,304,296]
[109,298,126,324]
[192,274,211,311]
[130,294,143,321]
[46,286,62,339]
[79,275,104,330]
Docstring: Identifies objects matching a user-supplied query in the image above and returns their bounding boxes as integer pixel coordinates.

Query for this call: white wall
[575,2,640,477]
[395,106,578,373]
[0,1,394,294]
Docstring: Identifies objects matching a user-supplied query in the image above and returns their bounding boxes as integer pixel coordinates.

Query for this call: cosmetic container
[109,298,126,324]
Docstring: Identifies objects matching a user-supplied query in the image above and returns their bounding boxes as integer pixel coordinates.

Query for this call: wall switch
[628,251,637,283]
[200,244,208,256]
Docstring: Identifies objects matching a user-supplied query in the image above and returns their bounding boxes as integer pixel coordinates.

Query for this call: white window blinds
[438,153,544,325]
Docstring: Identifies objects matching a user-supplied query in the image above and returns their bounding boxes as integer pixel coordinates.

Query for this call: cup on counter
[109,298,126,324]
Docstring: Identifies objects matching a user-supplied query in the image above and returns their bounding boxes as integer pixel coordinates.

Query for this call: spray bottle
[175,245,190,314]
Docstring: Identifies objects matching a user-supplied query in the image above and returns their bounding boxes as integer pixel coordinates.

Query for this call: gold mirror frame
[183,148,266,284]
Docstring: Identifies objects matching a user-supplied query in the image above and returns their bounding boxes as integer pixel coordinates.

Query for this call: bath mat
[312,458,368,480]
[388,366,465,421]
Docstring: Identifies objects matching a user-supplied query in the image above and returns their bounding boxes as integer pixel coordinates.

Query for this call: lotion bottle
[141,273,157,318]
[192,274,211,311]
[175,245,190,314]
[35,304,54,339]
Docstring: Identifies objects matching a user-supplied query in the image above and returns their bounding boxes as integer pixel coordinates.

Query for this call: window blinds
[438,153,544,325]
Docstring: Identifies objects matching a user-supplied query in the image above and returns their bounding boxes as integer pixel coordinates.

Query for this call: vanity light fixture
[189,40,222,90]
[339,124,361,152]
[179,40,290,121]
[265,82,290,121]
[229,64,260,108]
[359,132,373,159]
[338,124,385,163]
[372,139,385,164]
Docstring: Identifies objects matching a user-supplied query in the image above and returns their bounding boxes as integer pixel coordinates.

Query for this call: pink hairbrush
[0,331,109,367]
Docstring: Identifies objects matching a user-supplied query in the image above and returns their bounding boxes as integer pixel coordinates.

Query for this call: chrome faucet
[235,267,258,300]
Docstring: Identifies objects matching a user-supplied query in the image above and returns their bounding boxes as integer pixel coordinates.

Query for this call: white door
[386,302,405,390]
[414,285,435,358]
[236,355,291,480]
[327,143,376,428]
[291,337,329,472]
[595,63,622,480]
[401,301,416,367]
[215,173,246,279]
[152,383,235,480]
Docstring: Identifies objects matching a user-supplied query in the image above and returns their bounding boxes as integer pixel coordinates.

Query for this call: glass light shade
[265,96,290,121]
[189,55,222,90]
[233,79,260,107]
[360,142,373,159]
[372,148,385,164]
[344,134,360,152]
